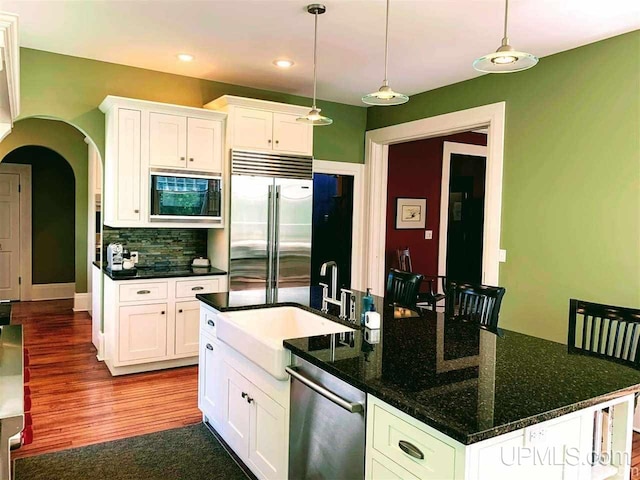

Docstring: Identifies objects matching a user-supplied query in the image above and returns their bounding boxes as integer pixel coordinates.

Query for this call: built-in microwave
[150,169,222,223]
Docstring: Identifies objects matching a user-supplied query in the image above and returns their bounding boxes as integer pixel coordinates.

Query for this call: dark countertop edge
[94,262,227,280]
[196,295,361,332]
[284,339,640,445]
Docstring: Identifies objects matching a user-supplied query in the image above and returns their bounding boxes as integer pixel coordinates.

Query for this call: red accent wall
[385,132,488,281]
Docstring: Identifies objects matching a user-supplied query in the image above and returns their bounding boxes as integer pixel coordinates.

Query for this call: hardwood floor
[633,433,640,480]
[10,299,201,459]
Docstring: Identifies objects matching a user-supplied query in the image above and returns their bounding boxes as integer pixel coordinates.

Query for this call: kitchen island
[198,289,640,480]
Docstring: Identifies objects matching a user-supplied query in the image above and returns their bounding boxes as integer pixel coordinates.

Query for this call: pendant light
[297,4,332,126]
[362,0,408,106]
[473,0,538,73]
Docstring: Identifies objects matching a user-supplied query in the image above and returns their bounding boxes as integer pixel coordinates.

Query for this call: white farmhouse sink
[217,306,354,380]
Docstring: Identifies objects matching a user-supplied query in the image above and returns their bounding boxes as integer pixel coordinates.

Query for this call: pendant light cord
[312,10,318,108]
[502,0,509,45]
[383,0,390,85]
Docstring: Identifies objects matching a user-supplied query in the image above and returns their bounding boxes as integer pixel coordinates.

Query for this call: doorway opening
[311,172,355,290]
[1,146,76,301]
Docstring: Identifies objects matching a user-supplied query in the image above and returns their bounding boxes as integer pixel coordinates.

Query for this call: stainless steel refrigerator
[229,150,313,304]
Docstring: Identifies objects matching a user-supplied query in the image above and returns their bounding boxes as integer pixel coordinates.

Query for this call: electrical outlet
[499,249,507,262]
[130,251,139,264]
[424,230,433,240]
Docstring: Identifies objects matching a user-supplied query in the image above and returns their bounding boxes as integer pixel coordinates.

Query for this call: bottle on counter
[361,288,374,326]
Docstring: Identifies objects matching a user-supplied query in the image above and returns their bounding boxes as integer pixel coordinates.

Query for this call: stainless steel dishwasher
[287,355,366,480]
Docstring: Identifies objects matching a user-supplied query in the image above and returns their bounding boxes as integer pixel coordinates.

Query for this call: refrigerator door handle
[266,184,274,302]
[273,185,282,296]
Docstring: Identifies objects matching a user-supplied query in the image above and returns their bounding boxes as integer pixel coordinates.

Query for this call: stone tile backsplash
[103,227,207,267]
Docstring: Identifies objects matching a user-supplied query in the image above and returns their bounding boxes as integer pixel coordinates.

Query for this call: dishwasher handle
[286,366,364,414]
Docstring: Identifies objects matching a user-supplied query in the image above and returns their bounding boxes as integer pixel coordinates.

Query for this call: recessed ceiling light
[177,53,194,62]
[273,59,294,68]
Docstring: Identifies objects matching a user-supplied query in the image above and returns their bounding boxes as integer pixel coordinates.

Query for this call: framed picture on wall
[395,198,426,229]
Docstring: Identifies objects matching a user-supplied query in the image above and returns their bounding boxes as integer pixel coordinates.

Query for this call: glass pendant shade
[362,84,409,106]
[473,0,537,74]
[297,107,333,125]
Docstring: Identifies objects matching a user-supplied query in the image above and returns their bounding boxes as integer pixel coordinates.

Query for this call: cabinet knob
[247,396,254,404]
[189,158,194,162]
[207,319,215,327]
[178,309,183,313]
[180,156,185,161]
[268,139,272,144]
[241,392,247,399]
[161,311,165,315]
[275,140,279,144]
[134,209,140,213]
[206,343,213,351]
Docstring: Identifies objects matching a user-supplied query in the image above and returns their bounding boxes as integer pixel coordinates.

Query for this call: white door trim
[438,141,488,280]
[312,159,365,290]
[0,163,32,300]
[364,102,506,295]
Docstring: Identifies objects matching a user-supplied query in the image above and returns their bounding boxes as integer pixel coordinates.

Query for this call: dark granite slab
[94,262,227,281]
[198,288,640,445]
[0,303,11,326]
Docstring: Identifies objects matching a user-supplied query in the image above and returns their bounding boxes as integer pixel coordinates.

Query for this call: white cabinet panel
[199,336,221,428]
[187,117,223,172]
[149,112,187,168]
[368,452,418,480]
[233,107,273,151]
[175,278,223,299]
[272,112,312,155]
[200,308,218,338]
[175,300,200,356]
[223,363,252,459]
[119,281,168,302]
[118,303,167,362]
[116,109,141,222]
[248,384,287,480]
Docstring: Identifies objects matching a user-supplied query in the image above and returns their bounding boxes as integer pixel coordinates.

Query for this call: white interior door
[0,172,20,300]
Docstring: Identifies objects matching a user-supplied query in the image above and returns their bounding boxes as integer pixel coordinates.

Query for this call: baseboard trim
[73,293,90,312]
[96,333,105,361]
[31,283,75,301]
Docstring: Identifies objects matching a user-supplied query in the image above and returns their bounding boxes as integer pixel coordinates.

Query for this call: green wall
[0,118,89,292]
[368,31,640,343]
[4,146,76,284]
[19,48,367,164]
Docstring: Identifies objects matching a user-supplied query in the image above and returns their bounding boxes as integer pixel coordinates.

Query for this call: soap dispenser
[361,288,374,326]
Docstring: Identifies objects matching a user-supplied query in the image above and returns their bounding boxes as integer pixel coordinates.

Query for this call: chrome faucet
[319,261,356,322]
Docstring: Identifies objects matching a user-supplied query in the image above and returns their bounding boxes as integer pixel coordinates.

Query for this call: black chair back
[568,299,640,369]
[386,269,423,308]
[396,247,413,272]
[446,282,506,335]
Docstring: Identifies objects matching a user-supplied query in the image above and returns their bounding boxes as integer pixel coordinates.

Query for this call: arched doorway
[0,146,76,300]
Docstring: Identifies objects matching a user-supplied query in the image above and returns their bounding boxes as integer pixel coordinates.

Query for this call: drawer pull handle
[192,286,204,291]
[206,343,213,351]
[207,319,215,327]
[137,290,151,294]
[398,440,424,460]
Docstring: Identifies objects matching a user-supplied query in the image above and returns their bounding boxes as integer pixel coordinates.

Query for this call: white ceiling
[4,0,640,106]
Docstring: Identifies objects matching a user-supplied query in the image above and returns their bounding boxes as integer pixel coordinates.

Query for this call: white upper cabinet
[204,96,313,157]
[149,113,187,168]
[187,117,223,173]
[99,96,227,228]
[233,107,274,151]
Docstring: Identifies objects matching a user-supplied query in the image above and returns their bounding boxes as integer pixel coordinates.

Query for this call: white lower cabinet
[175,300,201,356]
[198,334,222,429]
[118,303,168,362]
[103,274,228,375]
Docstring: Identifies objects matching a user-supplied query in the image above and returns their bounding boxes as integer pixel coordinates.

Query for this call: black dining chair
[567,299,640,369]
[417,275,449,311]
[386,269,424,309]
[445,281,506,336]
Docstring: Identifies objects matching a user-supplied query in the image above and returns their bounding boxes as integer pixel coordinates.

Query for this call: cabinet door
[175,300,200,356]
[272,112,312,155]
[116,109,142,222]
[248,383,287,480]
[118,303,167,363]
[233,107,273,151]
[187,118,223,172]
[222,364,252,459]
[149,112,187,168]
[198,336,221,428]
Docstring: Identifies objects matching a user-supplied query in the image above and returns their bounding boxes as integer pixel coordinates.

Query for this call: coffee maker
[106,243,124,271]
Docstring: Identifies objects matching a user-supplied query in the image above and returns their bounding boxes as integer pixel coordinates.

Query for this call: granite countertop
[0,303,11,326]
[198,288,640,445]
[0,325,24,420]
[94,261,227,281]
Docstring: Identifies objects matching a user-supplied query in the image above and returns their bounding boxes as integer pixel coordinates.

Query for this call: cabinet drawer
[119,282,168,302]
[201,309,218,337]
[372,404,457,479]
[176,278,221,299]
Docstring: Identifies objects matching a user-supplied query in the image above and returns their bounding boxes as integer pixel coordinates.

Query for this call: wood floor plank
[10,299,202,459]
